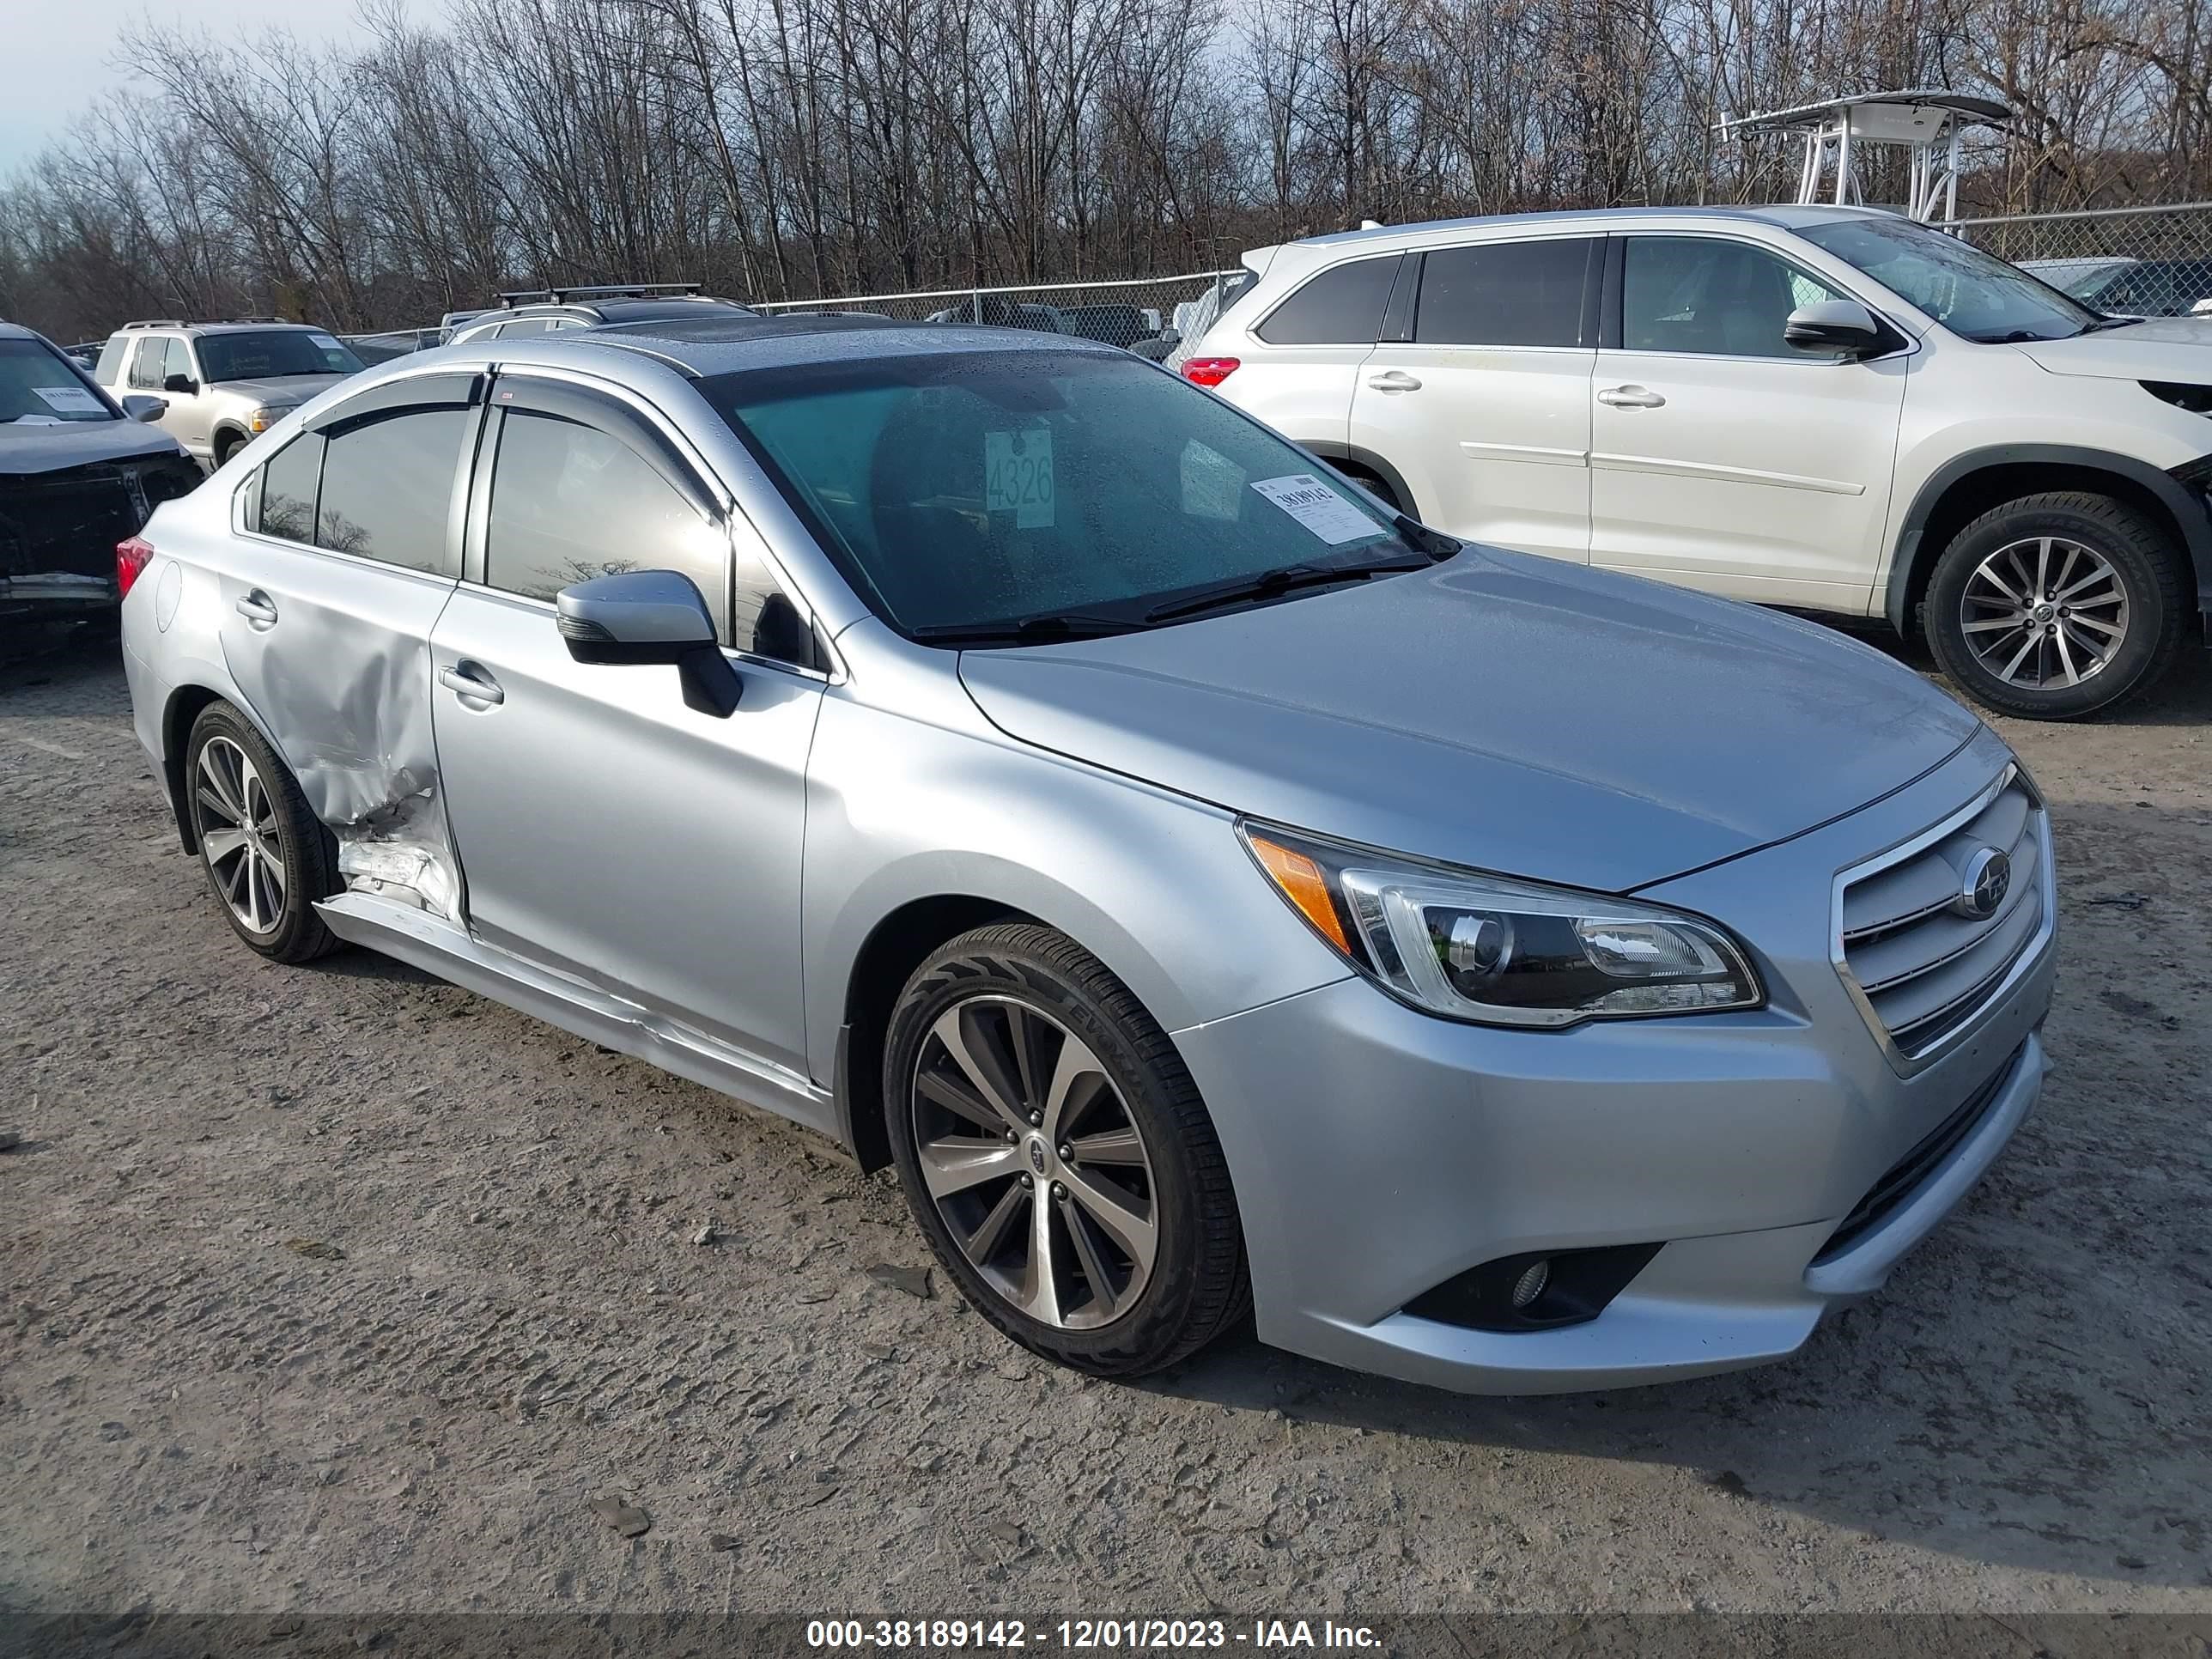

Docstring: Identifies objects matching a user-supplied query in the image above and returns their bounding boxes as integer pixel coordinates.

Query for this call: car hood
[2012,317,2212,380]
[0,418,190,477]
[957,550,1982,892]
[215,373,351,407]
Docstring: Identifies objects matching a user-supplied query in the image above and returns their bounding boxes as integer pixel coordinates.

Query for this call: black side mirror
[556,569,742,718]
[1784,299,1884,356]
[162,373,198,395]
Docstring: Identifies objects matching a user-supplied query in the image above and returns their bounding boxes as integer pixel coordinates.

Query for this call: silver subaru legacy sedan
[117,316,2056,1393]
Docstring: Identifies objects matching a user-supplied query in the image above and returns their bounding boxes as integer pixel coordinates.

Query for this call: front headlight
[246,405,286,433]
[1242,822,1763,1028]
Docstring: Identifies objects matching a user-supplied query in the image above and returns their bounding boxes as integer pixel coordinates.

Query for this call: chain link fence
[752,271,1244,363]
[343,203,2212,360]
[1957,202,2212,314]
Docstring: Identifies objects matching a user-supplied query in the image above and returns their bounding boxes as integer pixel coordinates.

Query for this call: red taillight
[1181,356,1240,388]
[116,537,155,599]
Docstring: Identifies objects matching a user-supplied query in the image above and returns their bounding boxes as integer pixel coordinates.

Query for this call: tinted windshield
[198,330,363,382]
[0,338,115,422]
[702,350,1416,637]
[1798,218,2101,342]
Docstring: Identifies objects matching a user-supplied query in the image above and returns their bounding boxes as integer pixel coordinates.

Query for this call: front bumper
[1172,728,2055,1394]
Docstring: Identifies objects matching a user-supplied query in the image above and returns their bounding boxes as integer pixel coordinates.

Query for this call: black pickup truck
[2,322,202,644]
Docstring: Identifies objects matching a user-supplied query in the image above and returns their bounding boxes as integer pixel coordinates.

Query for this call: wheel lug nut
[1058,1145,1073,1162]
[1027,1111,1042,1127]
[1019,1173,1033,1188]
[1050,1181,1067,1200]
[1003,1129,1017,1143]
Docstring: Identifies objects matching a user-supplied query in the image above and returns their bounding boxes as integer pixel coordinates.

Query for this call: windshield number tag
[1251,474,1380,544]
[986,428,1054,528]
[33,385,105,415]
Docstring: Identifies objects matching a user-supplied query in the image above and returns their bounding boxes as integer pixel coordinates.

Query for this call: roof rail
[217,315,290,325]
[120,319,186,330]
[495,282,703,308]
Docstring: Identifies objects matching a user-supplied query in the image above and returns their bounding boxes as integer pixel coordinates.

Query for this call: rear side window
[256,433,326,542]
[496,319,556,337]
[313,408,468,571]
[94,336,130,384]
[1255,256,1400,345]
[1414,239,1595,347]
[483,410,731,643]
[128,337,168,390]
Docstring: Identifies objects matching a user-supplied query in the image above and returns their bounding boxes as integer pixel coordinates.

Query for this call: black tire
[1923,491,2186,720]
[884,923,1249,1377]
[1334,462,1402,514]
[212,434,242,469]
[184,701,344,963]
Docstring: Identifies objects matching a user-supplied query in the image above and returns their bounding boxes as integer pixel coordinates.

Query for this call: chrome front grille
[1834,768,2051,1066]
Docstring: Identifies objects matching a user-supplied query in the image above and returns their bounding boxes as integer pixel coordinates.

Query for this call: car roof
[1291,202,1895,252]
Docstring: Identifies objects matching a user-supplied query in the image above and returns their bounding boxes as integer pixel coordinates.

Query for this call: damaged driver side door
[216,372,483,918]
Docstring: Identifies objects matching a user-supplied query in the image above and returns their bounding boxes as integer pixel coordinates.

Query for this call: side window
[483,409,731,644]
[1623,237,1849,359]
[255,433,326,543]
[128,337,167,390]
[1255,255,1400,345]
[313,408,469,571]
[731,532,816,668]
[162,337,194,386]
[1414,239,1595,348]
[94,337,129,384]
[497,319,556,337]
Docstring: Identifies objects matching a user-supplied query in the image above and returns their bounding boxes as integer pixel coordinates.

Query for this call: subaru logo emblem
[1955,847,2012,920]
[1028,1139,1048,1176]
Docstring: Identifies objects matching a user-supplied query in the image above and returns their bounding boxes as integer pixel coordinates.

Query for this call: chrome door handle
[1597,385,1666,409]
[1366,370,1422,392]
[439,663,504,706]
[234,590,278,627]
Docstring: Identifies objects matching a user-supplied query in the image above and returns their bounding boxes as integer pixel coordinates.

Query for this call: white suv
[1187,204,2212,718]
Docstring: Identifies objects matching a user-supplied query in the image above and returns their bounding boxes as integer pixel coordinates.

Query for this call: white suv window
[1622,237,1848,360]
[1414,239,1594,347]
[1254,255,1400,345]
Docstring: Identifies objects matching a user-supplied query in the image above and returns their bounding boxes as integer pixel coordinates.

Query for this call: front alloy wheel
[911,995,1159,1329]
[1959,535,2129,692]
[1925,490,2185,720]
[883,924,1248,1376]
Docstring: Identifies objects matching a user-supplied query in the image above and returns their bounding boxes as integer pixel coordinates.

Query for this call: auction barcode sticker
[1250,473,1379,544]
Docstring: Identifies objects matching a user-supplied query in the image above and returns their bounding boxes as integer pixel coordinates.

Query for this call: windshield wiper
[908,612,1143,647]
[1141,554,1431,623]
[2079,314,2139,333]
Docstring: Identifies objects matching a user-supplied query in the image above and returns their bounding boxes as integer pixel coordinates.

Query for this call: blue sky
[0,1,431,173]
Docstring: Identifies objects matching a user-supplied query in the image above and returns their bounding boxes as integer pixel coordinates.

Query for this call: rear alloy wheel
[1925,492,2185,720]
[185,701,343,962]
[884,924,1248,1376]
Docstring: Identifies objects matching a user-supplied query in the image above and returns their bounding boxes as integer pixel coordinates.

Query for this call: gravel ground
[2,630,2209,1637]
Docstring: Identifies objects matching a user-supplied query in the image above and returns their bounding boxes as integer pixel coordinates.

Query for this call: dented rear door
[216,372,484,920]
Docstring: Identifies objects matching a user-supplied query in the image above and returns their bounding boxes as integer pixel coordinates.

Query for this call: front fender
[799,689,1352,1095]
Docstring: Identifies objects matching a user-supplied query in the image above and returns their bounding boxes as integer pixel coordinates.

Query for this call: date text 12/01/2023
[805,1619,1383,1650]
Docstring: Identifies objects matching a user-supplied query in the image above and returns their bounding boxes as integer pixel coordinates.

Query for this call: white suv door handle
[440,663,505,706]
[1366,370,1422,392]
[1598,385,1667,409]
[234,590,278,628]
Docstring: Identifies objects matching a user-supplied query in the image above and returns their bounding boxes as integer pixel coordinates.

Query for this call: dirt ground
[2,628,2209,1638]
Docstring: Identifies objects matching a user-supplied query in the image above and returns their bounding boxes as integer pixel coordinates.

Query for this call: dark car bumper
[1,453,199,629]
